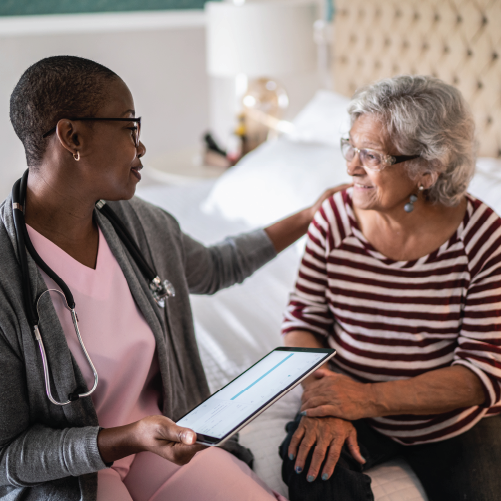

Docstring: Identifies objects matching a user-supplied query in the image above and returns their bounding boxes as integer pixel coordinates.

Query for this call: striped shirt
[282,188,501,445]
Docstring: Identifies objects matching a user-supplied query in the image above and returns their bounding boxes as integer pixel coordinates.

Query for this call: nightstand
[143,147,228,185]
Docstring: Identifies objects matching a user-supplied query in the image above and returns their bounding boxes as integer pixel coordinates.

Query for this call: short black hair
[10,55,119,166]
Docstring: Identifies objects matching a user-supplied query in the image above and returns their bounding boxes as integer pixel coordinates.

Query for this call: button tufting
[331,0,501,158]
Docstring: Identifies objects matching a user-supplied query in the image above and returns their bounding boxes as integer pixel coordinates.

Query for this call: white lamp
[205,1,318,155]
[206,1,318,78]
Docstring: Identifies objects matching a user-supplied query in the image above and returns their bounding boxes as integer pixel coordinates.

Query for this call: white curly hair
[347,75,477,206]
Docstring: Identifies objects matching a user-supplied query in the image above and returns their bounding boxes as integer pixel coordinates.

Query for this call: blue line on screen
[230,354,294,400]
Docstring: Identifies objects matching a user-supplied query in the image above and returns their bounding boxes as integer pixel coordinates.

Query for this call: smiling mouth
[354,183,374,189]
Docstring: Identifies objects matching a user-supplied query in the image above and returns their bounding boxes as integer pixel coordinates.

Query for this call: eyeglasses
[340,138,419,171]
[42,117,142,148]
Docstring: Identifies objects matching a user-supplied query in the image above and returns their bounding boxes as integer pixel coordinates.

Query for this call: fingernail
[182,431,195,444]
[322,473,329,481]
[289,453,295,460]
[299,411,307,417]
[361,455,367,463]
[307,475,315,483]
[295,466,302,474]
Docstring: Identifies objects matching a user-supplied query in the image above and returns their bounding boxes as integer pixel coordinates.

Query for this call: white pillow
[469,157,501,216]
[287,89,351,147]
[201,90,352,227]
[200,138,351,227]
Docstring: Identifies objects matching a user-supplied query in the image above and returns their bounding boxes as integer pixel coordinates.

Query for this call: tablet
[176,347,335,446]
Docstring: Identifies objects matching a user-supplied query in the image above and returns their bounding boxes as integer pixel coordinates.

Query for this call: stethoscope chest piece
[95,199,175,309]
[150,277,176,308]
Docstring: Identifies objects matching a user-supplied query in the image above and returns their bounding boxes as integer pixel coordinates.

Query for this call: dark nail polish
[322,473,329,481]
[289,453,295,460]
[295,466,303,474]
[307,475,315,482]
[299,411,307,417]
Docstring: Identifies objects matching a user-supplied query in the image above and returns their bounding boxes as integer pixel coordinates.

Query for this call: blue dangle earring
[404,185,424,213]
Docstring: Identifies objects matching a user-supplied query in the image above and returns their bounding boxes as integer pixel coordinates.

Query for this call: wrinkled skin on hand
[287,415,365,482]
[301,369,373,421]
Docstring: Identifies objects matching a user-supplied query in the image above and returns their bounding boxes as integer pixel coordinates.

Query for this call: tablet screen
[177,347,334,443]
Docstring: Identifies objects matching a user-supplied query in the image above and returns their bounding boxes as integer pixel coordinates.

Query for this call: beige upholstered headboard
[331,0,501,158]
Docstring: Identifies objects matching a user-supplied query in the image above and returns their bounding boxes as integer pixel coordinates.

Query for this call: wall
[0,8,320,200]
[0,11,209,200]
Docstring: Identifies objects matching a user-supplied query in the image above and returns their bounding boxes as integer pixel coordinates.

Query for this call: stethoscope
[11,169,176,406]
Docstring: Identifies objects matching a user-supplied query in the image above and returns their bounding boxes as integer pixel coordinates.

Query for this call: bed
[136,0,501,498]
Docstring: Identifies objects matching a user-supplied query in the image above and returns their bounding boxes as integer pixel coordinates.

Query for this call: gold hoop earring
[73,151,80,161]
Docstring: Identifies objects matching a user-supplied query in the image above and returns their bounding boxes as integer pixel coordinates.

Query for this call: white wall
[0,9,320,201]
[0,11,209,200]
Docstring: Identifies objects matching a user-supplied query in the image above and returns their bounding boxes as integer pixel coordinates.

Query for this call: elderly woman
[0,56,340,501]
[280,75,501,501]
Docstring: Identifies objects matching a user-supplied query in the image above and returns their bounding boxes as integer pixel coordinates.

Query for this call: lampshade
[205,1,318,78]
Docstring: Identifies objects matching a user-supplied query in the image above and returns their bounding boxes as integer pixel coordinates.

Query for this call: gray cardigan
[0,195,276,500]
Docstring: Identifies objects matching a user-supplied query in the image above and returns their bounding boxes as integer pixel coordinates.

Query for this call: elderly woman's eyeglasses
[340,138,419,171]
[42,117,142,148]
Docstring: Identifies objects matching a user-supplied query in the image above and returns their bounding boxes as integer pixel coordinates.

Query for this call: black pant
[280,414,501,501]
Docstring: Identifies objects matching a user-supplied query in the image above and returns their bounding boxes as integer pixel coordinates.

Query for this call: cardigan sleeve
[182,229,277,295]
[0,328,108,488]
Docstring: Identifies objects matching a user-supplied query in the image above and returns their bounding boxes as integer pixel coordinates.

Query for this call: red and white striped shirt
[282,188,501,445]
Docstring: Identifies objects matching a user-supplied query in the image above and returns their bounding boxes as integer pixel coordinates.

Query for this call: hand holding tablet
[177,347,335,445]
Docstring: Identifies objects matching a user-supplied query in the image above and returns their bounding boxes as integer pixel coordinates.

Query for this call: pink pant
[97,447,288,501]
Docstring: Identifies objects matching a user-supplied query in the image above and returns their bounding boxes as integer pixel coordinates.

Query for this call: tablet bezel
[176,346,336,446]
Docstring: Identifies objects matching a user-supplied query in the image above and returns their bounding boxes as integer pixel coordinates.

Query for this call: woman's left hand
[300,369,374,421]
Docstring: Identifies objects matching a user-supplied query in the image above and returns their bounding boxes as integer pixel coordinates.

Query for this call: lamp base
[237,77,289,156]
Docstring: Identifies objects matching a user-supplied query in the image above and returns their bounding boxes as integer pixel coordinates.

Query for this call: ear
[419,171,439,190]
[55,120,82,158]
[418,160,441,190]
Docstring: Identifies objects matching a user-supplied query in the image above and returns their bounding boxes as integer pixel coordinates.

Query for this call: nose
[137,140,146,159]
[346,150,364,176]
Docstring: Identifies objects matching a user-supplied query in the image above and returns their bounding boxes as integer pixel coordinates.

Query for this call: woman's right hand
[98,415,205,465]
[288,416,365,482]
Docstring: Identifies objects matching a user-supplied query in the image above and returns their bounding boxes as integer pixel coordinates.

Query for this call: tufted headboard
[331,0,501,158]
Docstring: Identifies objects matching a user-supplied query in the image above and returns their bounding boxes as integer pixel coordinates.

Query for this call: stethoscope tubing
[12,168,174,406]
[12,171,97,405]
[35,289,99,405]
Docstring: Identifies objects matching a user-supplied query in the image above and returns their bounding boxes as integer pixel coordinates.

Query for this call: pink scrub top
[27,224,163,477]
